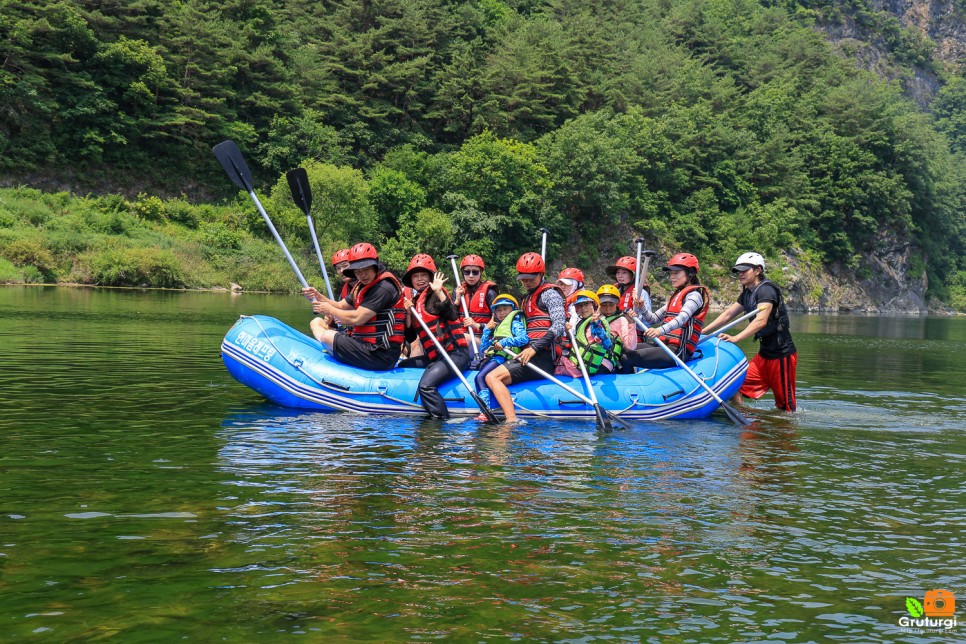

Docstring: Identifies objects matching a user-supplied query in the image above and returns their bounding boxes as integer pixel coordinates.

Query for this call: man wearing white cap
[703,252,798,411]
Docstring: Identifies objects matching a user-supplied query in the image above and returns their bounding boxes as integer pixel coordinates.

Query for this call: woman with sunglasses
[453,254,498,347]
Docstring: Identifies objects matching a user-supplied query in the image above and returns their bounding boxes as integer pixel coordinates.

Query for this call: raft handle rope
[238,316,424,409]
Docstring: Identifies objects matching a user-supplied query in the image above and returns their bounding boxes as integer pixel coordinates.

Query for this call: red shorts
[740,352,797,411]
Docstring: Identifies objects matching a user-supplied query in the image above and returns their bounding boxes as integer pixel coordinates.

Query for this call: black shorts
[332,334,400,371]
[503,349,558,384]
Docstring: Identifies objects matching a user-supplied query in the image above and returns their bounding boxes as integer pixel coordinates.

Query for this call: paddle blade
[286,168,312,215]
[594,404,612,431]
[470,392,498,423]
[213,140,253,192]
[721,402,751,426]
[606,410,633,431]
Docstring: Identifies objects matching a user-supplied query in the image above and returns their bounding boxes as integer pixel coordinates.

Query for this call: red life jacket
[661,284,709,356]
[413,287,468,361]
[464,281,497,325]
[522,281,563,357]
[350,272,406,350]
[617,282,634,311]
[338,280,357,335]
[339,280,355,301]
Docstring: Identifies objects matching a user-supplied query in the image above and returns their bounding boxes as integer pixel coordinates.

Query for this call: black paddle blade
[721,402,751,426]
[605,410,633,430]
[594,404,612,431]
[470,392,499,423]
[286,168,312,215]
[213,140,253,192]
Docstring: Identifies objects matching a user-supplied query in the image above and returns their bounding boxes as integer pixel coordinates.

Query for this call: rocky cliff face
[778,239,930,314]
[874,0,966,68]
[819,0,966,106]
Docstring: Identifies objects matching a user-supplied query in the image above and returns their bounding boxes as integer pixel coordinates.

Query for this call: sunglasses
[462,269,481,276]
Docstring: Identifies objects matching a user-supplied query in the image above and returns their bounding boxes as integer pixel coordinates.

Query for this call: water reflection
[2,287,964,641]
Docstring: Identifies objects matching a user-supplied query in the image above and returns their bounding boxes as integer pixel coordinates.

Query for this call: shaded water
[1,287,963,641]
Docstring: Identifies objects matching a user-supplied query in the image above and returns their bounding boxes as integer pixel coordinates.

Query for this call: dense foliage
[1,0,964,302]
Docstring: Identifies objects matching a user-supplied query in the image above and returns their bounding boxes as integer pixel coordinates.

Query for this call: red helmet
[664,252,700,273]
[515,252,545,278]
[402,253,437,287]
[605,256,637,277]
[348,242,378,262]
[331,248,350,266]
[345,242,380,273]
[557,267,585,283]
[460,254,485,270]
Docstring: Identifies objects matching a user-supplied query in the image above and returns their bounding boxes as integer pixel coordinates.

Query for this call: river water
[1,286,963,641]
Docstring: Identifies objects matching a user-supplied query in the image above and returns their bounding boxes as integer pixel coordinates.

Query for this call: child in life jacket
[472,294,529,421]
[596,284,638,351]
[556,290,622,377]
[556,267,585,326]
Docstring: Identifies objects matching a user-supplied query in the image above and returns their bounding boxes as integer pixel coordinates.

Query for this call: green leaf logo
[906,597,924,618]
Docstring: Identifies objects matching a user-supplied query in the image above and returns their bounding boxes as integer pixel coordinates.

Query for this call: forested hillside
[1,0,964,307]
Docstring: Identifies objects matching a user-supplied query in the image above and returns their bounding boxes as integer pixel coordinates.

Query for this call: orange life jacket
[413,286,468,361]
[661,284,709,357]
[350,272,405,350]
[464,281,497,325]
[522,281,563,357]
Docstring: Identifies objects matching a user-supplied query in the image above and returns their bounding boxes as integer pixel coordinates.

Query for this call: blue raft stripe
[221,338,748,421]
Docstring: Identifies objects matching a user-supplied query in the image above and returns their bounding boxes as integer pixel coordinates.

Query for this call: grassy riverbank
[0,187,297,291]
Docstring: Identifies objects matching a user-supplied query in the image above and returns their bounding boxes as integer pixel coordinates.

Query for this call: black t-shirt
[738,281,796,359]
[346,279,399,314]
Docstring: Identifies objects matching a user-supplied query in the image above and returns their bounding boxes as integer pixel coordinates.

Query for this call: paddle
[566,326,612,430]
[629,316,750,426]
[503,347,632,430]
[638,248,656,309]
[698,305,767,344]
[634,239,644,306]
[539,227,550,262]
[286,168,334,300]
[410,307,497,423]
[213,140,309,289]
[446,254,480,357]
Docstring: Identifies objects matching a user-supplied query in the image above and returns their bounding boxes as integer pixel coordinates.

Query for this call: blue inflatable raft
[221,315,749,421]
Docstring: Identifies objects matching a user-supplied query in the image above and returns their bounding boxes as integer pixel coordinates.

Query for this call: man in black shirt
[301,243,404,371]
[703,252,798,411]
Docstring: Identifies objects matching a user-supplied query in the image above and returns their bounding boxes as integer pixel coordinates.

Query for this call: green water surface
[1,286,963,641]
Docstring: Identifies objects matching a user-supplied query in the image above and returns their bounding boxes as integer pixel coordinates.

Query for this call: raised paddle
[539,227,550,262]
[629,317,750,426]
[503,347,632,430]
[286,168,334,300]
[638,248,656,308]
[634,238,644,306]
[409,307,497,423]
[446,254,480,357]
[213,141,309,289]
[566,326,612,430]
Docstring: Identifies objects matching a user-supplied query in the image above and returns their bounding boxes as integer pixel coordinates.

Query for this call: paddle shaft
[540,228,549,262]
[249,190,309,289]
[566,326,610,428]
[306,214,334,299]
[503,347,599,409]
[410,306,494,421]
[634,241,643,307]
[630,317,728,406]
[446,256,479,356]
[698,305,767,344]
